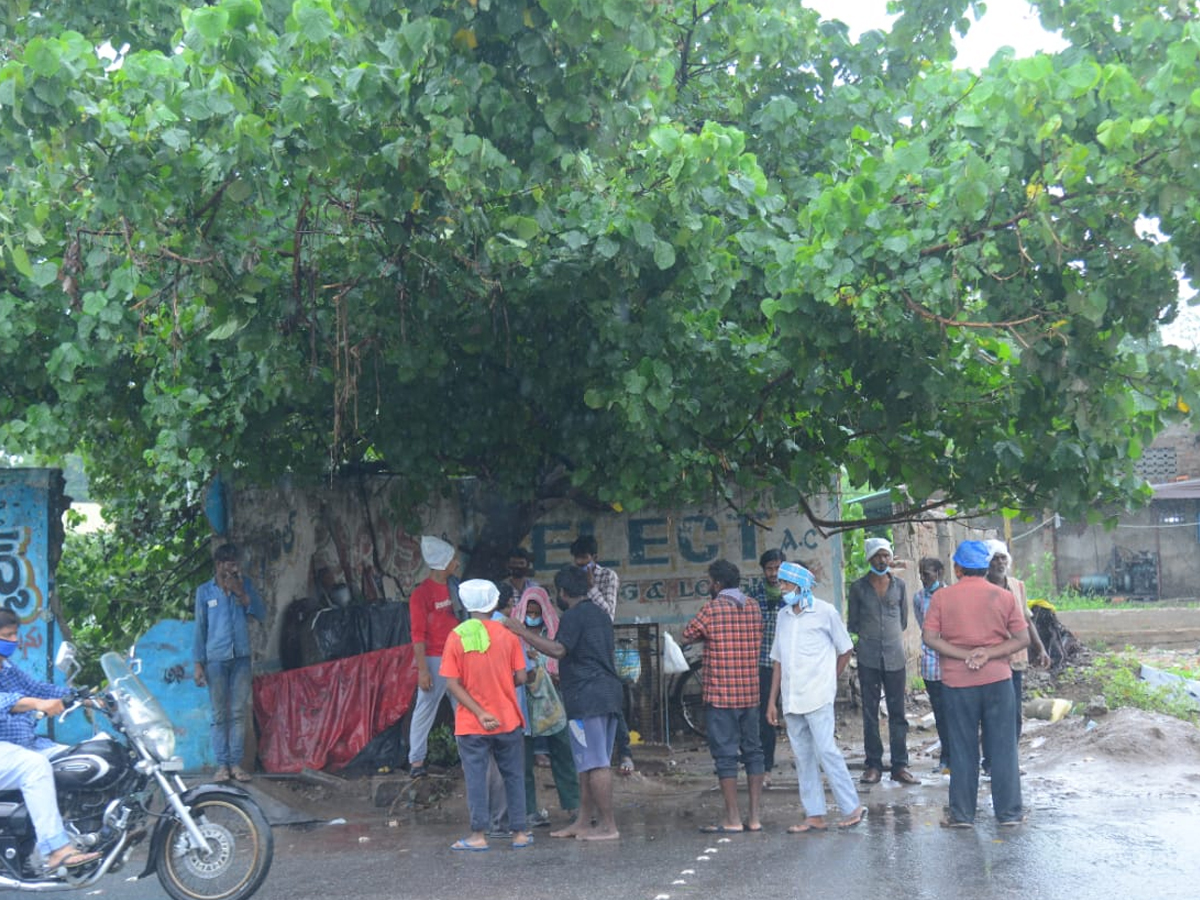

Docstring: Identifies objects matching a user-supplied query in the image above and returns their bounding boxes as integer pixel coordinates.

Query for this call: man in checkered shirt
[681,559,764,833]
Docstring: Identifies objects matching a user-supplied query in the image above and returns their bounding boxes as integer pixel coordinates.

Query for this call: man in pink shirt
[922,540,1030,829]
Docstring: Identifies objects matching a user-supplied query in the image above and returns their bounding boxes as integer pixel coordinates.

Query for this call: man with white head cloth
[846,537,916,785]
[406,535,461,779]
[980,539,1049,776]
[440,579,531,851]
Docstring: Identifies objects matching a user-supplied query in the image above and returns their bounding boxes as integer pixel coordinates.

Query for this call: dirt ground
[245,645,1200,831]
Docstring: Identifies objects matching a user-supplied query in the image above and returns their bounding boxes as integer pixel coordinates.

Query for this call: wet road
[103,770,1200,900]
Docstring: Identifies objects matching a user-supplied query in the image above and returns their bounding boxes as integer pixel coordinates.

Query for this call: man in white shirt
[766,562,865,832]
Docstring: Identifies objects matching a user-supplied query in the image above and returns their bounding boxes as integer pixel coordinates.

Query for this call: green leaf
[189,7,231,42]
[9,245,33,279]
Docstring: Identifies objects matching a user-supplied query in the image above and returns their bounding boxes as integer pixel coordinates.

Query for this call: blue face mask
[782,589,813,609]
[525,616,543,628]
[927,580,941,592]
[870,564,890,576]
[0,638,17,659]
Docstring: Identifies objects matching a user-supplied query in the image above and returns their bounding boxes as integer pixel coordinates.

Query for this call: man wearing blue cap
[922,540,1031,828]
[766,563,865,832]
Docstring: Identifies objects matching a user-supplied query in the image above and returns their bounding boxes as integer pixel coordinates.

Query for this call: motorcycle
[0,643,273,899]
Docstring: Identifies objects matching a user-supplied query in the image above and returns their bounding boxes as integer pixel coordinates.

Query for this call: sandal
[44,848,102,873]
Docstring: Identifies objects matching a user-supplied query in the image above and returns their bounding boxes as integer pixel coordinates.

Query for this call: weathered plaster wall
[224,477,844,673]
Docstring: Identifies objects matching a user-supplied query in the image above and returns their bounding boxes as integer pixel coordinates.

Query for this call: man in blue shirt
[192,543,266,782]
[0,607,102,873]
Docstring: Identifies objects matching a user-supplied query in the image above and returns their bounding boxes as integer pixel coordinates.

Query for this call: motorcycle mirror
[54,641,78,678]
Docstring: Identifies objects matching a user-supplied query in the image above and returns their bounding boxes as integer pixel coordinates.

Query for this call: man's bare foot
[551,824,584,838]
[44,846,101,871]
[576,828,620,841]
[787,817,829,833]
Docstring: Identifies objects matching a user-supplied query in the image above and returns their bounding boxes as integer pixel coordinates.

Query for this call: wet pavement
[100,757,1200,900]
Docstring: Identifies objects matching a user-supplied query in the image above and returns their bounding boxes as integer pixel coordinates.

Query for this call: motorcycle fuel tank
[51,736,130,790]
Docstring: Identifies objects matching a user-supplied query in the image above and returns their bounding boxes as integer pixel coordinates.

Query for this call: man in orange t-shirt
[923,540,1030,829]
[441,579,530,851]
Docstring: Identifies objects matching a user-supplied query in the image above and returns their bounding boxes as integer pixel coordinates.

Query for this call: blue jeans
[0,741,71,856]
[944,678,1023,823]
[207,656,252,767]
[858,664,909,772]
[457,729,526,834]
[925,679,952,768]
[705,705,764,779]
[758,667,778,772]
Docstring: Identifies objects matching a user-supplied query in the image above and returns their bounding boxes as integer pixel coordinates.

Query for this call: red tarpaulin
[252,644,417,773]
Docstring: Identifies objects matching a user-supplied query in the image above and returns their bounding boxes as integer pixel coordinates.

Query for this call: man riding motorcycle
[0,607,101,874]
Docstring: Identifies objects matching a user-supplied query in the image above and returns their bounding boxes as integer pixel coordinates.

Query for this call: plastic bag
[662,631,689,675]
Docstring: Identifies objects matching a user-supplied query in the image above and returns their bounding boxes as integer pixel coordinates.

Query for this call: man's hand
[965,647,989,670]
[194,662,207,687]
[418,668,433,692]
[479,712,500,731]
[1031,647,1051,669]
[766,706,779,728]
[32,697,66,717]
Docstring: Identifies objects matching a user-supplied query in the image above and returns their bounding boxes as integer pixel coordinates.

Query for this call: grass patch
[1070,651,1200,725]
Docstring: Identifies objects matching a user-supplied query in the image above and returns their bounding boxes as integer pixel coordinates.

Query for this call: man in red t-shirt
[923,540,1030,828]
[441,579,530,851]
[407,536,462,779]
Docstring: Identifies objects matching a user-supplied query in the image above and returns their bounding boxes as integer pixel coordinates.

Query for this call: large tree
[2,0,1198,570]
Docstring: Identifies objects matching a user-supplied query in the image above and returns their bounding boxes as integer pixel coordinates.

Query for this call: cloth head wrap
[985,539,1010,562]
[864,537,892,563]
[458,578,499,614]
[421,535,455,570]
[953,540,992,570]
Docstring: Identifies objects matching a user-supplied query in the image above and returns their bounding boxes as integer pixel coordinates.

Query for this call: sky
[805,0,1200,350]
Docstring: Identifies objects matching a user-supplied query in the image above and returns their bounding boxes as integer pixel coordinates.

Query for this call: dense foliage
[2,0,1197,552]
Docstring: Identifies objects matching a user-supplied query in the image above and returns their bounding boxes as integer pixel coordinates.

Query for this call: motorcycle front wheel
[156,794,274,900]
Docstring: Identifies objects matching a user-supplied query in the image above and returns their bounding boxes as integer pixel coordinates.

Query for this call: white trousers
[783,703,860,817]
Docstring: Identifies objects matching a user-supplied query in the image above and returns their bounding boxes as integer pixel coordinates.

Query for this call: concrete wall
[224,477,843,673]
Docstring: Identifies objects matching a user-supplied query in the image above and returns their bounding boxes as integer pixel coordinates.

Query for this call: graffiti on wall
[319,515,424,599]
[0,527,42,624]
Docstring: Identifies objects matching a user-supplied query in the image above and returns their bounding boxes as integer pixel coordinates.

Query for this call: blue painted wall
[0,468,63,684]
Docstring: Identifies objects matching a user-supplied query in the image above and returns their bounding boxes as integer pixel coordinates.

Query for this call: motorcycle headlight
[138,721,177,761]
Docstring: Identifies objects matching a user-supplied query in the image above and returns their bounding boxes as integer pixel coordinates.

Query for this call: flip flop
[698,824,744,834]
[838,808,867,829]
[939,817,974,829]
[511,835,534,848]
[744,825,764,833]
[787,822,829,834]
[450,839,490,851]
[44,849,102,873]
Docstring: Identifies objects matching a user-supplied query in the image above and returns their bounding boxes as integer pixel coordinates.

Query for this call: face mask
[0,638,17,659]
[556,596,570,613]
[927,580,941,592]
[782,590,813,609]
[525,615,543,628]
[508,568,527,579]
[870,564,890,576]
